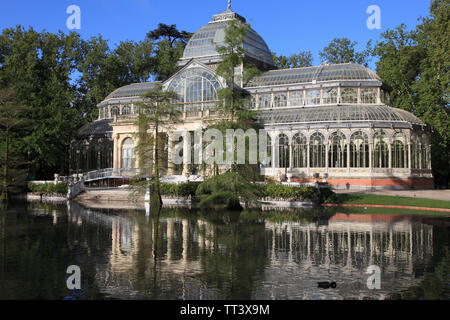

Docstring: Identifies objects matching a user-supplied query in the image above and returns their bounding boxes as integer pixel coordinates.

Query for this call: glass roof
[104,82,161,100]
[77,119,112,138]
[258,105,424,125]
[181,10,274,66]
[246,63,382,87]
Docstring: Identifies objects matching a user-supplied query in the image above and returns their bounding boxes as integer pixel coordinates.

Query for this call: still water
[0,201,449,300]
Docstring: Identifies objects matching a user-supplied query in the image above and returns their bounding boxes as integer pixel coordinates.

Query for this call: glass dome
[181,9,274,67]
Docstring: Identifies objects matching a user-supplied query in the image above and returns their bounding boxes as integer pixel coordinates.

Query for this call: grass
[334,193,450,209]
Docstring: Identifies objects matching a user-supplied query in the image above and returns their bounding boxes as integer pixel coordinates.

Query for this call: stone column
[369,142,373,169]
[113,134,119,170]
[182,131,191,176]
[167,133,175,175]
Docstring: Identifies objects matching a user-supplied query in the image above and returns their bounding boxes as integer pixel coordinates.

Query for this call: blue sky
[1,0,431,70]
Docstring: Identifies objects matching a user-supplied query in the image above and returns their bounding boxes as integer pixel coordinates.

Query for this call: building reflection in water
[67,202,440,300]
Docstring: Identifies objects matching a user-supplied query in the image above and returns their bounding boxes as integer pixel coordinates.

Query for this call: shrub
[28,182,68,195]
[159,182,200,197]
[262,183,319,201]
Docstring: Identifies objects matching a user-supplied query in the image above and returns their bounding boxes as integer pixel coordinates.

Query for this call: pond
[0,201,448,300]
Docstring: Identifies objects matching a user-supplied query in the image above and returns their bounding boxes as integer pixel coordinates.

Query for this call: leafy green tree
[146,23,192,81]
[134,84,181,208]
[0,27,82,179]
[272,51,313,69]
[215,19,260,122]
[319,37,372,66]
[0,88,32,201]
[373,0,449,186]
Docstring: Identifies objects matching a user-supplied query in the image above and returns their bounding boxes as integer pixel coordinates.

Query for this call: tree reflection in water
[0,201,448,300]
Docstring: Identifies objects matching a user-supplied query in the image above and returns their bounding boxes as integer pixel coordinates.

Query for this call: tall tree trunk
[152,122,162,208]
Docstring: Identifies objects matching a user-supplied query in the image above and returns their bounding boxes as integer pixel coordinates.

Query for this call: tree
[272,51,313,69]
[373,0,450,186]
[146,23,192,81]
[319,37,372,66]
[215,19,260,122]
[194,19,264,210]
[0,88,32,201]
[134,84,182,208]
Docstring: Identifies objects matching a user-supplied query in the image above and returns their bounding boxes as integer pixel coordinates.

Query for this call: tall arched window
[310,132,325,167]
[262,134,272,167]
[328,132,347,168]
[421,134,429,169]
[292,133,307,168]
[258,94,271,109]
[341,88,358,104]
[278,134,290,168]
[373,131,388,168]
[411,134,419,169]
[323,88,338,104]
[289,91,303,106]
[350,131,369,168]
[121,138,135,169]
[392,133,407,168]
[274,93,287,108]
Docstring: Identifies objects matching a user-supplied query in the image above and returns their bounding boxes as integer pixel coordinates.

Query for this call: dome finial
[227,0,231,10]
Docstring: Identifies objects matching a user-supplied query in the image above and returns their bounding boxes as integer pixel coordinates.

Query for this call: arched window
[167,67,222,113]
[373,131,388,168]
[340,88,358,104]
[392,133,407,168]
[310,132,325,168]
[328,132,347,168]
[122,104,131,115]
[111,106,119,116]
[274,94,287,108]
[258,94,271,109]
[121,138,135,169]
[289,91,303,106]
[262,134,272,167]
[306,90,320,105]
[361,88,377,104]
[323,88,338,104]
[292,133,307,168]
[350,131,369,168]
[411,134,420,169]
[278,134,290,168]
[421,134,429,169]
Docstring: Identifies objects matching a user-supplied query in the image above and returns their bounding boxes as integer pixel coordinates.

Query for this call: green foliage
[159,182,200,197]
[215,19,260,121]
[261,183,319,201]
[196,172,262,210]
[272,51,313,69]
[27,182,68,195]
[319,37,372,66]
[373,0,450,186]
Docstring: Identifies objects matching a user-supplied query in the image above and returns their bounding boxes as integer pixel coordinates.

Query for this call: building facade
[71,6,433,189]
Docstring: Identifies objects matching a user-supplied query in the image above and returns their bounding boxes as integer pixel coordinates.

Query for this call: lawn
[334,193,450,209]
